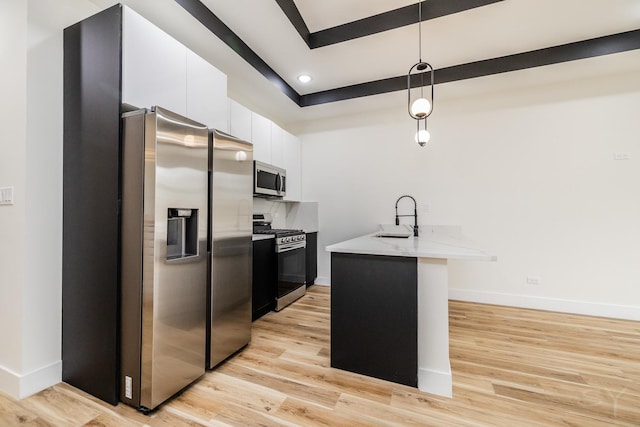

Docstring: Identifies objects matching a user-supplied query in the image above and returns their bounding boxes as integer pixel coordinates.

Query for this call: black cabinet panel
[252,239,276,320]
[331,253,418,387]
[62,5,123,405]
[305,232,317,286]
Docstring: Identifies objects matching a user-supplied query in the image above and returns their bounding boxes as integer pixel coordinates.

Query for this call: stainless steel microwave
[254,161,286,198]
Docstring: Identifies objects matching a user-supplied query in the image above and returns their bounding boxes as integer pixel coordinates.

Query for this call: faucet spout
[395,195,419,237]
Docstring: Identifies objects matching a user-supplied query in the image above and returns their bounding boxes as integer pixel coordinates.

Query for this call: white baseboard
[449,288,640,321]
[313,284,639,320]
[315,276,331,286]
[418,366,452,398]
[0,361,61,399]
[0,365,19,398]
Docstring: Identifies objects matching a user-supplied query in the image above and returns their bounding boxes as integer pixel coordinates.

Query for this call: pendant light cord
[418,0,424,97]
[418,0,422,62]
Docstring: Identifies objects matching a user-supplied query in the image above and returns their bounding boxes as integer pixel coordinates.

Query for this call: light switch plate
[0,187,14,205]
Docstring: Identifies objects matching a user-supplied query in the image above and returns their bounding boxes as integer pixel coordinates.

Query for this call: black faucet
[395,195,419,237]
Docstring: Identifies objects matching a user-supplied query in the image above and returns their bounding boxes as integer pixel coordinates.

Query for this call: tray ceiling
[88,0,640,127]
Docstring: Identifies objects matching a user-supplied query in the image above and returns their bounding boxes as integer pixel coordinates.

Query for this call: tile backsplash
[253,198,287,228]
[252,199,318,232]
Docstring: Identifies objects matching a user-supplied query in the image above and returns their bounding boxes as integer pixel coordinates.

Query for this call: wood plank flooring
[2,285,639,426]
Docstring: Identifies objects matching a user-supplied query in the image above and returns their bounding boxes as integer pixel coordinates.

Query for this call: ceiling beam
[299,28,640,107]
[275,0,505,49]
[175,0,300,104]
[274,0,310,47]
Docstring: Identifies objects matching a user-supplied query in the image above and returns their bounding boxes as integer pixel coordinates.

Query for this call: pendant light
[407,0,434,147]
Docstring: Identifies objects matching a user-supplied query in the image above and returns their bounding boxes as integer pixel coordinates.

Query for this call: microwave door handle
[276,173,282,193]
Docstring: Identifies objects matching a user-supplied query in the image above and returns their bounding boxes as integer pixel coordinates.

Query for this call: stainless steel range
[253,214,306,310]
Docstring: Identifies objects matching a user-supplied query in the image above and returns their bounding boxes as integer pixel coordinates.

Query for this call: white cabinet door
[122,7,187,115]
[228,98,252,142]
[251,112,271,163]
[186,50,227,131]
[270,122,284,168]
[282,130,301,202]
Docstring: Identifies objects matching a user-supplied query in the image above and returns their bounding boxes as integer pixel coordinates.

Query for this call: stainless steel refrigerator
[120,106,208,412]
[207,130,253,369]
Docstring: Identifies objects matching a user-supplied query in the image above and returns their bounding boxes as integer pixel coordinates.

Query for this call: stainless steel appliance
[207,130,253,369]
[253,214,306,310]
[254,161,286,198]
[120,106,208,412]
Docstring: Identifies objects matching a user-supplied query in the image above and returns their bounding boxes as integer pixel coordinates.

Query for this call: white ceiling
[296,0,416,32]
[88,0,640,130]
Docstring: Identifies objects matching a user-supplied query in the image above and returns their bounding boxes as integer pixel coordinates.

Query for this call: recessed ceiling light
[297,74,312,84]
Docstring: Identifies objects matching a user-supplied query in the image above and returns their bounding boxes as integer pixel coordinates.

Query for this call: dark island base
[330,252,418,387]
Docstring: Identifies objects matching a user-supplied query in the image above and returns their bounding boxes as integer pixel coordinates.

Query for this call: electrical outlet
[614,152,631,160]
[526,276,541,285]
[0,187,14,205]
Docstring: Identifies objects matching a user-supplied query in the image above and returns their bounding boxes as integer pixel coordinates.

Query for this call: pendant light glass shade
[415,119,430,147]
[415,129,430,146]
[410,97,431,118]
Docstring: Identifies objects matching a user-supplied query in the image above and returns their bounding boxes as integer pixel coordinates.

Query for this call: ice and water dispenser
[167,208,199,260]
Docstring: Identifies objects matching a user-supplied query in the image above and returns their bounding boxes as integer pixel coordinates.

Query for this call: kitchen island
[326,226,496,397]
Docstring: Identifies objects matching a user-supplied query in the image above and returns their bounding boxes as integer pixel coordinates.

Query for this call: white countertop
[252,234,275,242]
[326,227,497,261]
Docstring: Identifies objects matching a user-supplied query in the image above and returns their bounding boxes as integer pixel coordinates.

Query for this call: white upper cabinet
[229,101,302,201]
[228,98,252,142]
[282,130,301,202]
[122,7,187,115]
[270,122,284,168]
[251,112,272,164]
[120,7,301,200]
[186,50,228,131]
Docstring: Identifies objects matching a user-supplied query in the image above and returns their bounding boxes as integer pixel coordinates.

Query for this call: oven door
[275,242,306,310]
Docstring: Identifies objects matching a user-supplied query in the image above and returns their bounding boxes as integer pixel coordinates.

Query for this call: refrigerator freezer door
[208,130,253,368]
[121,106,208,412]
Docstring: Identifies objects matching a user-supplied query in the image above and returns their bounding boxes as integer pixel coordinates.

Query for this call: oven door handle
[276,241,306,253]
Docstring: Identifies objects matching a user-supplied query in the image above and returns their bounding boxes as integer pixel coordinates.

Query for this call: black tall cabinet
[62,5,123,405]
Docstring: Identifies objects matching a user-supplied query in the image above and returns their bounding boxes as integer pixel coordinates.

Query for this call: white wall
[0,0,99,399]
[0,1,28,395]
[301,70,640,320]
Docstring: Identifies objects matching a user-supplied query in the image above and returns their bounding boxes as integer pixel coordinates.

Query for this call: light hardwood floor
[2,285,639,426]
